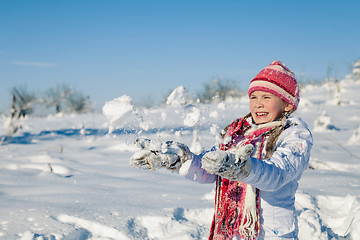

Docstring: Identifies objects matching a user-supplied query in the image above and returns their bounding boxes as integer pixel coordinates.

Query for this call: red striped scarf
[209,117,282,240]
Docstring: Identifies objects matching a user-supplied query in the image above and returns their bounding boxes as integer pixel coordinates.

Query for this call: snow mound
[308,158,359,172]
[314,111,339,132]
[58,214,130,240]
[296,192,360,239]
[127,207,213,240]
[348,127,360,145]
[316,195,360,238]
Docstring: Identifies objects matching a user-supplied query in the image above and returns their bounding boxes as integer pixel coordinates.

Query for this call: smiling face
[249,91,293,124]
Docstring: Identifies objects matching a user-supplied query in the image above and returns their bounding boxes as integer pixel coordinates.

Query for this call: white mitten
[134,138,152,150]
[160,141,192,170]
[202,144,254,181]
[130,140,192,171]
[130,150,164,170]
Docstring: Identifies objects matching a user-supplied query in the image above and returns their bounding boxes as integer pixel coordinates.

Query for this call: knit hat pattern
[248,60,300,111]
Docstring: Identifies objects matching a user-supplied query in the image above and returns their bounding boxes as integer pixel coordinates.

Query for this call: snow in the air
[0,77,360,239]
[102,95,134,133]
[166,86,188,107]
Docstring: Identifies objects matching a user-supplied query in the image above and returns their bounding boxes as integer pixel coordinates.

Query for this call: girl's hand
[130,140,192,171]
[202,144,254,181]
[130,149,164,170]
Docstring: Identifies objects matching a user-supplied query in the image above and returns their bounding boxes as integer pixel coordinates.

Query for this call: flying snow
[102,95,134,133]
[166,85,188,107]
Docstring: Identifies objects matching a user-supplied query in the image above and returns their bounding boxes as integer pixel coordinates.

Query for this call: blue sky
[1,0,359,112]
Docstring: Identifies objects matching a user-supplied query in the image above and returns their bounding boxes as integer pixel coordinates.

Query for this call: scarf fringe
[238,185,258,239]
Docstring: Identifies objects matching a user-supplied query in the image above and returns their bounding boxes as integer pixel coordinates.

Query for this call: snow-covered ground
[0,78,360,240]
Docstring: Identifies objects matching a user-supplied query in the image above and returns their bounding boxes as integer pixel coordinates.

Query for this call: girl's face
[249,91,293,124]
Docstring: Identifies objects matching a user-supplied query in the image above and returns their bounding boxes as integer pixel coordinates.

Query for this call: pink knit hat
[248,60,300,111]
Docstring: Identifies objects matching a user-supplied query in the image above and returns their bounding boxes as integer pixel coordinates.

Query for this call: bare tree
[197,78,243,103]
[0,87,36,143]
[43,84,92,114]
[43,84,72,113]
[65,92,92,113]
[352,59,360,81]
[11,86,37,119]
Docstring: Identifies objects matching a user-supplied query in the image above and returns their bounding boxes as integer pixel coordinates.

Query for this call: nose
[255,98,264,108]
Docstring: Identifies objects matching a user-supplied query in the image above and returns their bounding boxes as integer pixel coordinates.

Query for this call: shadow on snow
[0,126,196,145]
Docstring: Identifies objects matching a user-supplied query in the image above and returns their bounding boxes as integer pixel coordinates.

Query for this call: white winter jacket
[183,117,313,239]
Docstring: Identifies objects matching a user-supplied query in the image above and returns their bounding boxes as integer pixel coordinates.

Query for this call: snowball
[161,112,167,121]
[102,95,134,133]
[102,95,133,123]
[190,136,202,154]
[179,160,192,176]
[183,104,200,127]
[217,101,226,110]
[209,110,219,119]
[166,86,188,107]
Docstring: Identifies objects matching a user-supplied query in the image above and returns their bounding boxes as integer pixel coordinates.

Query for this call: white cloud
[12,61,57,67]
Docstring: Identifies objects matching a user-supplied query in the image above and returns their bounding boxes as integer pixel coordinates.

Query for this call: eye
[263,95,272,99]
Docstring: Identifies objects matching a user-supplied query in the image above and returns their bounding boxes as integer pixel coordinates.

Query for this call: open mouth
[256,112,268,117]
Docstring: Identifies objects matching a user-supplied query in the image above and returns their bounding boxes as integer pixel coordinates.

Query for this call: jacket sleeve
[182,148,218,184]
[242,123,313,191]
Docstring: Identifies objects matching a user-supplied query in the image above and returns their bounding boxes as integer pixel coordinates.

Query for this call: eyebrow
[250,93,273,97]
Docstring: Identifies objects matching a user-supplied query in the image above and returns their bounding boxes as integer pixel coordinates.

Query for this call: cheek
[272,105,285,117]
[249,101,255,110]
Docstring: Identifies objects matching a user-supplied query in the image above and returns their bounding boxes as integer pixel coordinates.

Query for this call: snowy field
[0,78,360,240]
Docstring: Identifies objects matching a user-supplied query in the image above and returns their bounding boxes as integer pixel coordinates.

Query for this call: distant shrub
[11,86,37,119]
[352,59,360,81]
[42,84,92,114]
[197,78,243,103]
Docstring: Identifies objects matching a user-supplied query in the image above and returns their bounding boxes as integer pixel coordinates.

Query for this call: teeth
[257,113,267,116]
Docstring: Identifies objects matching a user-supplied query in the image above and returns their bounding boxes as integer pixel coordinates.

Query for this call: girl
[130,61,313,240]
